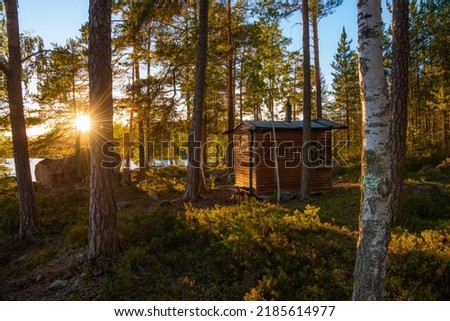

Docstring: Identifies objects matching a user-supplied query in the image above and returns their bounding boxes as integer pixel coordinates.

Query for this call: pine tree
[389,0,409,222]
[87,0,118,260]
[0,0,39,242]
[330,27,361,147]
[184,0,209,202]
[34,37,89,156]
[300,0,311,200]
[310,0,343,118]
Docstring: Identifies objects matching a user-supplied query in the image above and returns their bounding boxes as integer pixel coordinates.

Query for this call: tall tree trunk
[389,0,409,223]
[184,0,209,202]
[144,35,152,172]
[138,119,145,172]
[122,110,133,185]
[345,106,350,147]
[2,0,39,242]
[133,51,146,176]
[88,0,118,260]
[239,49,244,123]
[444,111,449,154]
[72,50,81,156]
[122,132,131,186]
[353,0,391,300]
[226,0,235,173]
[200,112,208,192]
[311,6,322,119]
[301,0,312,200]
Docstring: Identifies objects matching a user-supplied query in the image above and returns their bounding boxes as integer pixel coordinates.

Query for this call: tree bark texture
[3,0,39,241]
[353,0,392,300]
[226,0,235,173]
[184,0,209,202]
[88,0,118,259]
[311,8,323,119]
[301,0,312,200]
[389,0,409,222]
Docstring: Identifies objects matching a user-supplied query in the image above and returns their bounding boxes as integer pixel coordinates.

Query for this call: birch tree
[352,0,392,300]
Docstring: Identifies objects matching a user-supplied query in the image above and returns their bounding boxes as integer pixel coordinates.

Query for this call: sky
[17,0,392,90]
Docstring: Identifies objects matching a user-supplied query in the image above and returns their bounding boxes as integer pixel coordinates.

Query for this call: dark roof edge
[223,119,347,134]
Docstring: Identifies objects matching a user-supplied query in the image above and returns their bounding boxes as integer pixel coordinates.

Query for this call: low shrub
[186,200,357,300]
[36,188,89,236]
[402,188,450,221]
[386,229,450,300]
[0,178,19,234]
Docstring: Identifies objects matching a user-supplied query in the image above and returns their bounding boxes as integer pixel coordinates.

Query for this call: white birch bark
[352,0,392,300]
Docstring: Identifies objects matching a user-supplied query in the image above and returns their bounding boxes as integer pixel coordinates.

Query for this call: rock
[117,201,133,210]
[35,150,89,189]
[74,252,86,264]
[149,194,158,201]
[17,254,28,263]
[49,280,68,290]
[35,274,43,283]
[69,272,87,292]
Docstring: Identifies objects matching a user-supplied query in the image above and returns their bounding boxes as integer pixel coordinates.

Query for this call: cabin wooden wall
[233,134,256,190]
[234,129,333,196]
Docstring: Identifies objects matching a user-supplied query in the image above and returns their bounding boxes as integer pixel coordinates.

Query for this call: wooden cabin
[226,119,346,198]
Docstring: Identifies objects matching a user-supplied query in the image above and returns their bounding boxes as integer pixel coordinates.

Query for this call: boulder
[48,280,68,290]
[35,151,89,189]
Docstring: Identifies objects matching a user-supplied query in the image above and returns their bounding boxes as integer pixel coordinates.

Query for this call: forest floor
[0,161,449,301]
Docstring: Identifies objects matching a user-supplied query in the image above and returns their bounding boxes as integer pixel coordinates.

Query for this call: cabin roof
[224,119,347,135]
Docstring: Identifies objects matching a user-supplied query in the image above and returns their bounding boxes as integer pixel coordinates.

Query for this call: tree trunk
[200,112,208,192]
[353,0,392,300]
[122,132,131,186]
[138,119,145,173]
[2,0,39,242]
[226,0,235,173]
[301,0,312,200]
[345,106,350,147]
[184,0,209,202]
[311,8,322,119]
[389,0,409,223]
[88,0,118,260]
[132,50,146,176]
[122,110,133,185]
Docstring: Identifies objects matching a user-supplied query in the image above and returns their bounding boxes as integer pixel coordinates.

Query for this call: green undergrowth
[0,172,449,300]
[307,186,360,230]
[387,229,450,300]
[101,201,357,300]
[0,178,20,257]
[100,198,449,300]
[136,166,186,197]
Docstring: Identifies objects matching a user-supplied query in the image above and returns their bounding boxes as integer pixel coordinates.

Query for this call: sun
[75,114,91,132]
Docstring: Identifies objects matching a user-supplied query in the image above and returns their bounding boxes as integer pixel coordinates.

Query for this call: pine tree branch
[21,49,64,63]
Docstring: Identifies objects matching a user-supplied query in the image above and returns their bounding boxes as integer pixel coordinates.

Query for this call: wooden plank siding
[234,129,333,197]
